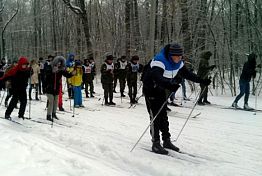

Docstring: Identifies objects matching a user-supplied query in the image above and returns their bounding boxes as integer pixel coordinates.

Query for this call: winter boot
[104,99,109,106]
[163,139,180,152]
[244,104,253,110]
[5,114,11,120]
[52,113,59,120]
[59,107,65,111]
[197,101,205,106]
[109,101,116,106]
[152,141,168,155]
[232,102,240,109]
[46,115,53,122]
[18,115,25,120]
[203,100,211,104]
[35,91,39,100]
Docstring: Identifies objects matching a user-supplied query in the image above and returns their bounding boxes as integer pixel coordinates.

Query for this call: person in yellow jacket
[71,60,84,107]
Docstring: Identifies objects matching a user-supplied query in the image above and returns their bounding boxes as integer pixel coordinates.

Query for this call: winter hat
[169,43,183,56]
[106,54,114,60]
[75,60,82,66]
[131,55,139,61]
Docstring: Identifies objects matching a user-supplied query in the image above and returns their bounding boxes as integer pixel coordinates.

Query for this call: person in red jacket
[0,57,31,120]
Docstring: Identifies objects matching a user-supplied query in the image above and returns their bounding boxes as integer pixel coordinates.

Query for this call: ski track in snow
[0,83,262,176]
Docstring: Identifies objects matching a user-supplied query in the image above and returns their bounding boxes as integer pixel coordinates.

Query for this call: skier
[38,57,44,95]
[71,60,84,108]
[29,59,40,100]
[232,53,257,110]
[142,43,211,155]
[0,57,31,120]
[82,58,94,98]
[66,53,75,99]
[115,56,128,97]
[113,58,120,93]
[101,54,116,106]
[44,56,74,121]
[89,57,96,94]
[197,51,216,105]
[126,55,143,104]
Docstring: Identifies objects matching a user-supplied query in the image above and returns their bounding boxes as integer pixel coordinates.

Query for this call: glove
[202,78,211,86]
[210,65,216,70]
[171,84,180,92]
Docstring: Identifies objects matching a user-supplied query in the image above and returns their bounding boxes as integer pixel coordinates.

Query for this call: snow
[0,82,262,176]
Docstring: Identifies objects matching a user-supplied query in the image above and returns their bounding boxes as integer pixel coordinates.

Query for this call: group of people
[101,54,143,105]
[0,42,259,155]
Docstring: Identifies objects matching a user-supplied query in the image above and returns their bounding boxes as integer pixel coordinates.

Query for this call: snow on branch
[62,0,83,15]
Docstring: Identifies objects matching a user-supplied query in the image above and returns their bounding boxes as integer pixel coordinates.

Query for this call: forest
[0,0,261,95]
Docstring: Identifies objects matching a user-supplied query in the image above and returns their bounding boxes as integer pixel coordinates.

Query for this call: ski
[141,147,200,164]
[168,112,201,119]
[222,107,262,113]
[25,118,72,128]
[0,117,31,128]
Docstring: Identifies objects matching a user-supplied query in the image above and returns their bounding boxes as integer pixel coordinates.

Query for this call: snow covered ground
[0,81,261,176]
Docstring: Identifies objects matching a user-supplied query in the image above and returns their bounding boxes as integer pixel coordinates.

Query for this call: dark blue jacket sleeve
[179,65,204,83]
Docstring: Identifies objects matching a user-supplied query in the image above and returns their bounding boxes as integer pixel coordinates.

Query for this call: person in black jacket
[82,58,95,98]
[232,53,257,110]
[126,55,143,104]
[142,43,211,155]
[197,51,216,105]
[44,56,74,121]
[0,57,31,119]
[115,56,128,97]
[101,54,116,105]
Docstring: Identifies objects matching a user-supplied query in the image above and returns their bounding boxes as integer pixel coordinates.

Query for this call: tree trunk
[125,0,131,60]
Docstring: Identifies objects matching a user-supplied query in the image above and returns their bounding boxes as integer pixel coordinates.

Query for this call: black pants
[128,81,137,102]
[5,88,14,104]
[144,88,170,142]
[198,83,208,102]
[102,83,113,103]
[119,78,126,94]
[5,89,27,117]
[84,80,94,96]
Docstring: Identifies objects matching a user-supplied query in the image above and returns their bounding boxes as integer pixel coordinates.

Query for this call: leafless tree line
[0,0,261,95]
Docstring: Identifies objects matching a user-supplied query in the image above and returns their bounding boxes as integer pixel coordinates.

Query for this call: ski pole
[72,86,75,117]
[130,92,174,152]
[28,76,32,120]
[173,86,207,142]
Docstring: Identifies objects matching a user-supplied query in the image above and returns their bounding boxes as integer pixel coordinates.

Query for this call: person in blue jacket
[142,43,211,155]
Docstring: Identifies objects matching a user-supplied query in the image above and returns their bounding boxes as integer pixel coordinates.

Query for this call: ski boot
[163,139,180,152]
[152,141,168,155]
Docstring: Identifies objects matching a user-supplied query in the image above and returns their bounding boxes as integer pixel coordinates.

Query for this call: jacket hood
[51,56,66,71]
[66,53,75,67]
[17,57,29,71]
[248,53,256,66]
[200,51,212,60]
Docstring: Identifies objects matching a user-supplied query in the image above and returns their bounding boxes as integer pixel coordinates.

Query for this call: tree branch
[62,0,83,15]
